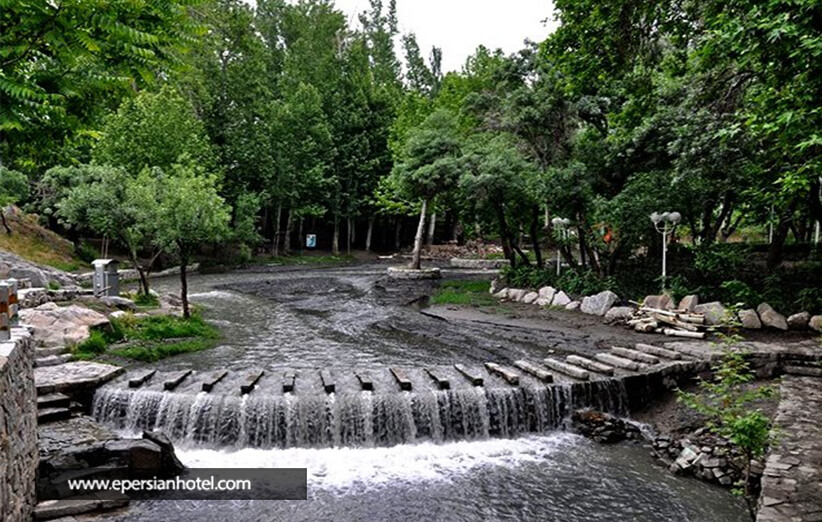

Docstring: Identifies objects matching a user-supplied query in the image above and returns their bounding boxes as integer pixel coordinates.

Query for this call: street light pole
[650,211,681,291]
[551,217,571,276]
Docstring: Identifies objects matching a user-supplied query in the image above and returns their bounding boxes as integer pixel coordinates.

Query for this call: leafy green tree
[57,166,163,294]
[154,165,230,317]
[0,166,29,234]
[93,86,214,173]
[392,109,462,269]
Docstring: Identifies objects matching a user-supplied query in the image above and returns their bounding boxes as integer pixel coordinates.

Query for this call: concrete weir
[92,349,709,449]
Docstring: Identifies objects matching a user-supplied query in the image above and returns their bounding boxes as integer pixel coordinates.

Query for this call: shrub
[74,330,108,355]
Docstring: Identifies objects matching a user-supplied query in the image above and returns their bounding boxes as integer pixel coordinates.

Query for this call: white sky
[335,0,559,72]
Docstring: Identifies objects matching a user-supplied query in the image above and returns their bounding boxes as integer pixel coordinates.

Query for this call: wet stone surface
[757,376,822,522]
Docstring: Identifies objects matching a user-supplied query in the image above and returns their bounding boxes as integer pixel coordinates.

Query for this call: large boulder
[522,292,539,304]
[643,294,674,310]
[787,311,811,330]
[538,286,556,302]
[565,300,581,311]
[694,302,727,325]
[551,291,571,307]
[99,296,138,311]
[19,302,109,348]
[0,249,76,288]
[605,306,634,322]
[756,303,788,331]
[493,288,509,299]
[18,287,50,308]
[507,289,528,301]
[581,290,619,316]
[810,315,822,333]
[678,295,699,312]
[738,309,762,329]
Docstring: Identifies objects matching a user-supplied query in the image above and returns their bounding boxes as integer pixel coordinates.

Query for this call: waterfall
[92,380,628,450]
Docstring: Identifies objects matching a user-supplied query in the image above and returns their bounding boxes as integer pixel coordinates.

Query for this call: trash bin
[92,259,120,297]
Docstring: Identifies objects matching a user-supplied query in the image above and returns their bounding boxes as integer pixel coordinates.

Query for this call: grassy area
[255,253,356,265]
[0,209,87,272]
[72,313,220,362]
[430,280,498,306]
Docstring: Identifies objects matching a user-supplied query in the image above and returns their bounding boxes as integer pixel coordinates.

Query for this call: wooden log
[424,368,451,390]
[542,358,590,381]
[240,370,264,394]
[128,370,156,388]
[390,367,412,391]
[356,371,374,391]
[484,362,520,385]
[163,370,192,391]
[634,320,658,333]
[661,328,706,339]
[652,313,699,332]
[320,370,335,393]
[594,353,643,371]
[282,371,297,393]
[513,360,554,383]
[453,364,484,386]
[610,346,660,365]
[634,343,682,360]
[566,355,614,376]
[201,370,228,392]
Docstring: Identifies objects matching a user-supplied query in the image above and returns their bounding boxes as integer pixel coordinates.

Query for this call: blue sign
[306,234,317,248]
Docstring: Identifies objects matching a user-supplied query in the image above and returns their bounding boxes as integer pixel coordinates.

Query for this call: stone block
[551,291,571,307]
[787,311,810,330]
[757,303,788,330]
[738,309,762,329]
[580,290,619,316]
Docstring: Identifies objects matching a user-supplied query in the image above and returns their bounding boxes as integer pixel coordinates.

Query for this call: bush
[133,292,160,307]
[74,330,108,355]
[76,241,99,264]
[501,265,618,297]
[719,280,760,308]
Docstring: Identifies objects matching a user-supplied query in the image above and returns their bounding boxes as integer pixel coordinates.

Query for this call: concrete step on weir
[610,346,660,365]
[36,346,70,358]
[565,355,614,376]
[484,362,520,385]
[594,353,644,371]
[634,343,682,360]
[35,353,73,368]
[453,364,484,386]
[784,365,822,377]
[201,370,228,392]
[356,371,374,391]
[425,368,450,390]
[37,407,72,424]
[513,360,554,383]
[240,370,265,394]
[542,358,590,381]
[35,496,129,521]
[390,367,412,391]
[128,369,156,388]
[37,393,70,410]
[320,370,335,393]
[282,371,297,393]
[163,370,192,391]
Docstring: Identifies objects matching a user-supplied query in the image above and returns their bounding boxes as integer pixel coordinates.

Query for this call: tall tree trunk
[179,255,190,319]
[332,215,340,256]
[495,202,518,267]
[272,204,282,256]
[426,212,436,245]
[347,217,352,255]
[529,205,544,269]
[1,211,10,235]
[394,218,402,251]
[365,217,374,252]
[767,200,798,269]
[298,217,305,255]
[409,199,428,269]
[283,209,293,256]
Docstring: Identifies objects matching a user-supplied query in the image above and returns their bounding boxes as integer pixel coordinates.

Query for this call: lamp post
[551,217,571,276]
[650,211,681,290]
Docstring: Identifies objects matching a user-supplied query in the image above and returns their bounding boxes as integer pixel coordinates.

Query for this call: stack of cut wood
[626,304,707,339]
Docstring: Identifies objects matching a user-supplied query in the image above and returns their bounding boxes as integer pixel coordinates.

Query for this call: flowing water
[95,265,750,520]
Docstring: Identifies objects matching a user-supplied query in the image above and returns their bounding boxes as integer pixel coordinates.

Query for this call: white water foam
[177,432,583,495]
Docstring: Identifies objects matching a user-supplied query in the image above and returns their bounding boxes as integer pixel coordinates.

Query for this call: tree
[1,0,204,172]
[392,109,462,269]
[58,166,163,295]
[0,167,29,234]
[93,86,214,173]
[154,165,230,318]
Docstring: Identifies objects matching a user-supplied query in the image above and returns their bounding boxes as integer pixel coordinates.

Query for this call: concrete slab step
[37,393,71,410]
[610,346,660,365]
[634,343,682,360]
[37,407,72,424]
[566,355,614,376]
[36,346,70,358]
[34,495,129,520]
[542,358,590,381]
[594,353,645,371]
[35,354,74,368]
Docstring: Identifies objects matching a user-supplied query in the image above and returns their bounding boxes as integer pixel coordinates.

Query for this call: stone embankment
[757,375,822,522]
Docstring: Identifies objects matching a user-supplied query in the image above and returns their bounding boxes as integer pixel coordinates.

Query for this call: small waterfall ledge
[90,357,709,450]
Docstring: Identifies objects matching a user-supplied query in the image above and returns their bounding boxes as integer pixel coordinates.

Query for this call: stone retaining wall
[0,329,37,522]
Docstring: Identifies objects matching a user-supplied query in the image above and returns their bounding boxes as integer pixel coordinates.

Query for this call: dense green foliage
[1,0,819,305]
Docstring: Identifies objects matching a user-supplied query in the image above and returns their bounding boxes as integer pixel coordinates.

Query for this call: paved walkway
[757,375,822,521]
